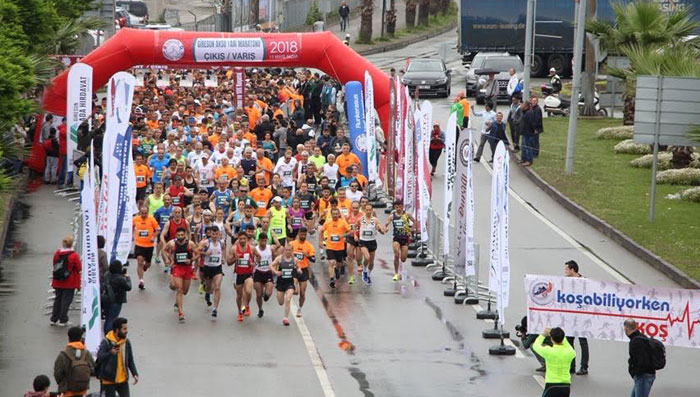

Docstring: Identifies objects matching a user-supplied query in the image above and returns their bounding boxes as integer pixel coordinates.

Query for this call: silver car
[465,53,523,102]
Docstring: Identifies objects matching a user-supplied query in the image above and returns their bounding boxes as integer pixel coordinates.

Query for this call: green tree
[417,0,429,26]
[386,0,396,36]
[405,0,417,28]
[587,1,699,124]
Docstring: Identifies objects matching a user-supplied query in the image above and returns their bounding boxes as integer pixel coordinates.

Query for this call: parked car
[116,0,149,26]
[465,52,523,103]
[115,7,131,29]
[402,58,452,98]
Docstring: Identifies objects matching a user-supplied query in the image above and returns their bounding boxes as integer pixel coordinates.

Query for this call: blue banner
[344,81,368,178]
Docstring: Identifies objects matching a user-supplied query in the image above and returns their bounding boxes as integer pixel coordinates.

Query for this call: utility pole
[381,0,387,37]
[522,0,535,101]
[565,0,587,174]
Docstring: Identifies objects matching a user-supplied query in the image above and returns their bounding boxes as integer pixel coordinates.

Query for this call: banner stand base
[411,257,433,266]
[444,288,457,297]
[455,295,479,304]
[384,206,393,214]
[483,327,510,339]
[489,344,516,356]
[407,249,418,258]
[431,270,448,281]
[371,201,387,208]
[476,310,498,320]
[408,242,419,251]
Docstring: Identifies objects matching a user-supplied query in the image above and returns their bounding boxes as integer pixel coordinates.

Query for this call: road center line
[291,300,336,397]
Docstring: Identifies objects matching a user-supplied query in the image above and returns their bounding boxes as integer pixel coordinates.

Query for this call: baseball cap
[272,196,283,203]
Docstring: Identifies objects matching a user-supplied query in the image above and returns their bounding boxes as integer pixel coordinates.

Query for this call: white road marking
[503,338,525,359]
[290,301,336,397]
[533,374,546,389]
[478,158,631,284]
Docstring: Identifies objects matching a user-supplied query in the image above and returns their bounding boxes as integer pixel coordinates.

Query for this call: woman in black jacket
[103,260,132,334]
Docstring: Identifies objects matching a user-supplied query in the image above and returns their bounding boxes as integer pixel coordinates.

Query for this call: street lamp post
[565,0,587,174]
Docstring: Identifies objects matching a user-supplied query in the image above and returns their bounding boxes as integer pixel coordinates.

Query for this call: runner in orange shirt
[134,154,152,203]
[290,227,315,318]
[322,208,351,289]
[133,205,160,290]
[214,157,236,184]
[336,143,361,177]
[250,174,273,218]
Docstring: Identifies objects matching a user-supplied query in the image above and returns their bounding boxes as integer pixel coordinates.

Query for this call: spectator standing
[532,327,576,397]
[489,112,509,155]
[40,114,53,143]
[53,326,95,397]
[24,374,51,397]
[507,94,523,151]
[103,260,132,334]
[519,101,536,166]
[449,95,464,129]
[43,128,60,184]
[624,319,657,397]
[50,236,82,326]
[98,235,109,285]
[429,122,445,176]
[482,73,499,111]
[57,119,68,186]
[96,317,139,397]
[339,1,351,32]
[506,67,520,99]
[564,260,589,375]
[529,95,544,157]
[471,102,497,163]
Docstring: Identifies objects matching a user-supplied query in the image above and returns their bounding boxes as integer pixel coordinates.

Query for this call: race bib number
[300,200,310,208]
[292,217,302,226]
[209,255,220,264]
[273,228,283,235]
[259,259,269,267]
[283,170,292,177]
[340,208,348,217]
[136,175,145,183]
[362,230,373,238]
[155,170,163,179]
[394,220,404,228]
[138,230,149,237]
[282,268,293,278]
[294,252,304,260]
[330,235,340,242]
[238,258,249,267]
[257,201,266,208]
[172,196,180,205]
[175,253,188,263]
[161,215,170,223]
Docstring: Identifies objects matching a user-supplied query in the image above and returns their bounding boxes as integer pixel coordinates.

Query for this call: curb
[0,172,28,264]
[514,160,700,289]
[358,20,458,56]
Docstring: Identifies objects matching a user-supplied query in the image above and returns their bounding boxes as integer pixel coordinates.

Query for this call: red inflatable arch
[42,29,390,132]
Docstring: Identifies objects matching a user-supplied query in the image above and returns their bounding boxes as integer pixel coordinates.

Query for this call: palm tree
[386,0,397,36]
[41,16,105,55]
[581,0,598,116]
[418,0,430,26]
[587,1,699,124]
[359,0,374,43]
[405,0,417,28]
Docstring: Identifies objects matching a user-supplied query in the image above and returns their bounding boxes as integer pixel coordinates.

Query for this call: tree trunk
[440,0,451,15]
[418,0,430,25]
[359,0,374,43]
[405,0,417,27]
[623,94,635,125]
[386,0,397,35]
[251,0,260,25]
[581,0,598,116]
[429,0,440,17]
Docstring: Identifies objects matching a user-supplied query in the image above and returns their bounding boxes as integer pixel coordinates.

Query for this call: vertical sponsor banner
[419,101,432,200]
[107,126,135,263]
[233,67,246,109]
[488,142,510,325]
[387,78,396,200]
[442,113,457,257]
[66,63,93,175]
[453,129,472,276]
[344,81,369,177]
[465,129,476,276]
[364,71,379,182]
[101,72,135,262]
[525,275,700,347]
[395,81,405,201]
[403,88,415,216]
[80,156,101,354]
[414,108,427,241]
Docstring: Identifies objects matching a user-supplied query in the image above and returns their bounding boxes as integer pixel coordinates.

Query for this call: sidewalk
[327,1,408,47]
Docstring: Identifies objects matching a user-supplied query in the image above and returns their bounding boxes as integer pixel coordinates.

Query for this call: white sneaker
[296,308,302,318]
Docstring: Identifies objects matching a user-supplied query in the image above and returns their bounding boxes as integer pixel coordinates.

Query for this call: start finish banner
[525,275,700,348]
[191,37,301,62]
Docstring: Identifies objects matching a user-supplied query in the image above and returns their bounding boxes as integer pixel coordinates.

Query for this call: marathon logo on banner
[192,36,302,63]
[525,274,700,348]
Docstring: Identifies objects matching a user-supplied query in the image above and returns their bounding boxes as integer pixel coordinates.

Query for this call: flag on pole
[442,113,457,257]
[454,129,475,276]
[403,87,415,217]
[466,129,476,276]
[66,64,93,176]
[488,142,511,324]
[364,71,379,182]
[80,142,101,355]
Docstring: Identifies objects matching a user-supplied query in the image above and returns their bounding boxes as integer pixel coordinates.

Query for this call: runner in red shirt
[163,228,199,322]
[227,231,260,322]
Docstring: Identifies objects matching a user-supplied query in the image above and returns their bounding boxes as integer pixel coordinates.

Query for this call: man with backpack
[624,319,664,397]
[53,326,95,396]
[96,317,139,397]
[50,236,82,326]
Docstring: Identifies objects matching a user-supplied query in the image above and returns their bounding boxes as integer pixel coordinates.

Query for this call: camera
[515,316,528,338]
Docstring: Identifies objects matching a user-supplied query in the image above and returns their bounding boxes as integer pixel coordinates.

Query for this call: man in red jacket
[50,235,82,327]
[57,120,69,187]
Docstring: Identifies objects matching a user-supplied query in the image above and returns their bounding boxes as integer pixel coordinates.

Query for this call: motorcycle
[541,84,608,117]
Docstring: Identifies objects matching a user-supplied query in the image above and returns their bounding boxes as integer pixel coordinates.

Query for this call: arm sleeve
[531,335,549,359]
[54,352,66,385]
[127,342,139,377]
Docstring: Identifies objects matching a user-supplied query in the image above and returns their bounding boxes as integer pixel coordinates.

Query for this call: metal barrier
[418,207,486,305]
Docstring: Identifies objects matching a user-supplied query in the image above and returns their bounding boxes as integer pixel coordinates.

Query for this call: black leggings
[102,382,130,397]
[542,383,570,397]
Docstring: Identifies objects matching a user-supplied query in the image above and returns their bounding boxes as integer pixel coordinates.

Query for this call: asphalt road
[1,30,698,397]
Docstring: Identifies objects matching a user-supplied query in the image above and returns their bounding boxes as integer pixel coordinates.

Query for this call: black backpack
[647,337,666,370]
[101,274,116,306]
[52,252,72,281]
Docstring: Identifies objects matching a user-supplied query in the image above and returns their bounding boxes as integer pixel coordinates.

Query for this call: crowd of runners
[124,68,417,326]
